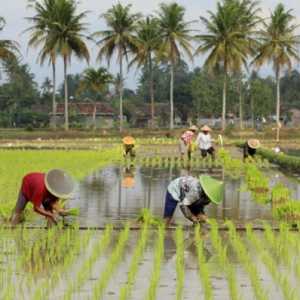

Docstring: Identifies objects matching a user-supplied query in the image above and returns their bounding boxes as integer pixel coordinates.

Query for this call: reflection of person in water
[122,167,135,188]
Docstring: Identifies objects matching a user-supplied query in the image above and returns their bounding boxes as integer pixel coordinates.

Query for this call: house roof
[135,103,170,118]
[55,102,115,116]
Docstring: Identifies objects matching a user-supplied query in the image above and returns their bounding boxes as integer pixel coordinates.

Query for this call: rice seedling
[209,219,241,300]
[91,223,130,300]
[62,224,113,300]
[175,226,185,300]
[246,223,297,300]
[119,223,149,300]
[194,225,213,300]
[244,163,270,204]
[145,225,165,300]
[226,221,268,300]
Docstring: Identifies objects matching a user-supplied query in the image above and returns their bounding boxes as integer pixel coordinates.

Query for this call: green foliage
[258,148,300,172]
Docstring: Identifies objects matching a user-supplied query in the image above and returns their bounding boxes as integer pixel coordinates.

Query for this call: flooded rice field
[2,224,300,300]
[70,165,300,227]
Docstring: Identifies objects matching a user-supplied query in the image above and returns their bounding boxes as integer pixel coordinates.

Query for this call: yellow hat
[122,136,135,145]
[122,176,135,188]
[189,125,198,131]
[201,125,212,132]
[247,139,261,149]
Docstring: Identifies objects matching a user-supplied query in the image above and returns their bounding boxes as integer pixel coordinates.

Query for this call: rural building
[51,102,115,128]
[131,103,180,128]
[289,108,300,126]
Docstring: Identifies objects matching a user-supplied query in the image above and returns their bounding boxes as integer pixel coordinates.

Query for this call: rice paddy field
[0,138,300,300]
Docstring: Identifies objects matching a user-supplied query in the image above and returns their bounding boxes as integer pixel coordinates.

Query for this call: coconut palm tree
[0,17,19,74]
[94,3,141,132]
[42,0,90,130]
[196,0,260,131]
[26,0,59,128]
[253,3,300,140]
[79,67,112,95]
[156,3,194,130]
[79,67,113,128]
[130,17,160,128]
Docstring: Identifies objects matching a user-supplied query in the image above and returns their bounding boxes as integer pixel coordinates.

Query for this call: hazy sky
[1,0,300,90]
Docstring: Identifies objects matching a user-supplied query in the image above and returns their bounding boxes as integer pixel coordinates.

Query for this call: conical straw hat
[122,136,135,145]
[189,125,198,131]
[45,169,75,198]
[201,125,212,132]
[247,139,260,149]
[199,175,224,205]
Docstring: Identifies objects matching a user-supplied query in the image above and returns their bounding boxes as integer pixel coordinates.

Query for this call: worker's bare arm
[180,205,198,223]
[34,206,57,223]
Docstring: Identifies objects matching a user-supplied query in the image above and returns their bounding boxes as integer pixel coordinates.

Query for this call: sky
[1,0,300,91]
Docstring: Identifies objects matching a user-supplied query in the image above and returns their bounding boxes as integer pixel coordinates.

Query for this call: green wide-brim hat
[199,175,224,205]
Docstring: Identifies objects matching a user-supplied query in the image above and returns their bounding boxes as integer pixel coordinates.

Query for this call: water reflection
[67,165,300,227]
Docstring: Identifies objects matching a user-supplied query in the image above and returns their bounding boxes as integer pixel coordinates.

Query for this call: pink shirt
[181,130,195,145]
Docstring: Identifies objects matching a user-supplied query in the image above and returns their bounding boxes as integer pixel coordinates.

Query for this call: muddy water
[69,165,300,227]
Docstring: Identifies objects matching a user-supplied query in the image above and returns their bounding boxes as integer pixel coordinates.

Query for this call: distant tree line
[0,0,300,130]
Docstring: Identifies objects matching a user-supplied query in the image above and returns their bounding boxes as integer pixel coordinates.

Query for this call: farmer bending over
[164,175,224,226]
[243,139,260,160]
[122,136,136,159]
[10,169,75,226]
[179,125,198,160]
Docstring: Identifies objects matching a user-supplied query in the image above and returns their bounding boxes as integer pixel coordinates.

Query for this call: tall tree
[0,17,19,75]
[196,0,260,131]
[42,0,90,130]
[79,67,112,128]
[156,2,194,129]
[130,17,160,128]
[26,0,58,128]
[253,3,300,140]
[94,3,141,132]
[79,67,112,96]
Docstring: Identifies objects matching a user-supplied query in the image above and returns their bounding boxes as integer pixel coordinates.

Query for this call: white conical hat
[45,169,75,198]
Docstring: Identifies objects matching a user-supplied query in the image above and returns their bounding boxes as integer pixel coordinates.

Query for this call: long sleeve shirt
[167,176,202,206]
[196,133,212,150]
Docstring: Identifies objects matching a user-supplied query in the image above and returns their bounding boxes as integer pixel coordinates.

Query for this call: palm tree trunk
[149,53,155,128]
[251,94,254,129]
[239,79,243,130]
[64,55,69,131]
[51,60,57,129]
[119,53,124,133]
[222,71,227,131]
[170,62,174,130]
[275,66,280,142]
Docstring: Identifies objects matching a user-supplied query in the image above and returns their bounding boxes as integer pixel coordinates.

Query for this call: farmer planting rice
[179,125,198,160]
[243,139,261,160]
[164,175,224,226]
[10,169,75,226]
[122,136,136,159]
[196,125,215,159]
